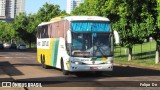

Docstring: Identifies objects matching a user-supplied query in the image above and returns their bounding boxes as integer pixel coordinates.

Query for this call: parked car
[18,44,26,50]
[3,43,10,48]
[0,43,4,49]
[10,43,17,49]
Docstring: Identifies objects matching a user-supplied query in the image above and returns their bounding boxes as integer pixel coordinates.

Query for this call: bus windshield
[71,33,113,57]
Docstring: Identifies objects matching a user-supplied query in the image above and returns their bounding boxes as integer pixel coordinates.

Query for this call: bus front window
[71,33,112,57]
[72,33,92,53]
[92,33,111,57]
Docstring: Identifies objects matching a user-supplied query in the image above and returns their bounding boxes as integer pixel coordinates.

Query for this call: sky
[25,0,67,14]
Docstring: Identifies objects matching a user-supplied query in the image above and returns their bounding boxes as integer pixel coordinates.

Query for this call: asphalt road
[0,49,160,90]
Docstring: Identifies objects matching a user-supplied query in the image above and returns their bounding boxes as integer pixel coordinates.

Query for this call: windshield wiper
[98,47,106,57]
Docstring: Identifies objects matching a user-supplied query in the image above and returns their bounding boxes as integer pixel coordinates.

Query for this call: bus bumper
[68,63,113,72]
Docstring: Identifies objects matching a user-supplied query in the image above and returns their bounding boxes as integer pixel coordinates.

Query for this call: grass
[114,41,160,69]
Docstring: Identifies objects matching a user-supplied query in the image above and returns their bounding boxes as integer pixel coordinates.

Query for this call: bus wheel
[61,60,69,75]
[41,55,49,69]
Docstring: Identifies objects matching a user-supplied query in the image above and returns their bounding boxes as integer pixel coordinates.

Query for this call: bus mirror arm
[110,34,114,54]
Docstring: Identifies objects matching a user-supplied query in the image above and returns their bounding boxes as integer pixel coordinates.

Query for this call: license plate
[90,67,98,70]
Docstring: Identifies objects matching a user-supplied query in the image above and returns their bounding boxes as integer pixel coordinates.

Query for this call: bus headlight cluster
[71,61,83,64]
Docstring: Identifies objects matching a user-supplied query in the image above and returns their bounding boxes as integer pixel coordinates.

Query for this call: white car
[18,44,26,50]
[3,43,10,48]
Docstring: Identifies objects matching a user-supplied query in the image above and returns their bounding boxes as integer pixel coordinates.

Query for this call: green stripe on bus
[91,58,102,61]
[53,39,59,66]
[51,40,55,66]
[51,38,59,67]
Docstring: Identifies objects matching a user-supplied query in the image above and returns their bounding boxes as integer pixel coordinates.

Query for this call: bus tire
[61,59,69,75]
[41,55,49,69]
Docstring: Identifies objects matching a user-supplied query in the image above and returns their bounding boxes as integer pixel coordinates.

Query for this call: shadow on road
[15,65,160,80]
[14,65,160,87]
[0,61,160,87]
[106,66,160,77]
[0,61,24,76]
[1,60,160,83]
[1,60,160,78]
[12,64,41,67]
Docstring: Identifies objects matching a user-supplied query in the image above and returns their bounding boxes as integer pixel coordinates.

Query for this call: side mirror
[66,30,72,55]
[113,30,120,44]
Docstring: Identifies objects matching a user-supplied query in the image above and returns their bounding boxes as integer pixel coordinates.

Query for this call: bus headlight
[75,62,79,64]
[71,61,82,64]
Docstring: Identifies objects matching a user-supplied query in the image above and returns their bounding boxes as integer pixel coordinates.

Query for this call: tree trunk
[128,47,132,61]
[29,42,31,49]
[155,42,160,64]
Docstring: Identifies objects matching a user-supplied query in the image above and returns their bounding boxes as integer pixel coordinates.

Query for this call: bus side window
[44,26,49,38]
[41,25,49,38]
[38,26,42,39]
[48,24,52,38]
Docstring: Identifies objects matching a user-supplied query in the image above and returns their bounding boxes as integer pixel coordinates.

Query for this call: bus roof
[64,16,110,22]
[38,16,110,27]
[38,21,55,27]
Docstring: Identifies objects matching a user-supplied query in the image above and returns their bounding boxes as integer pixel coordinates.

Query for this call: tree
[5,23,17,42]
[14,13,31,46]
[0,22,16,43]
[105,0,157,61]
[72,0,106,16]
[14,13,40,48]
[0,22,7,42]
[37,2,62,22]
[25,14,37,48]
[154,0,160,64]
[72,0,158,62]
[13,3,65,48]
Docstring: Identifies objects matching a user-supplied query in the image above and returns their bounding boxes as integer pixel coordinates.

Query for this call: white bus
[37,16,114,75]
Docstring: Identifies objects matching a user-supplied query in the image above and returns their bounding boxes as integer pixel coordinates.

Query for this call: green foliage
[72,0,158,61]
[13,13,33,48]
[0,2,66,48]
[0,22,16,42]
[155,0,160,44]
[72,0,106,16]
[13,3,64,47]
[115,41,158,68]
[37,2,62,22]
